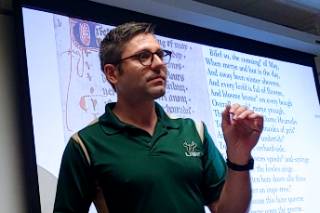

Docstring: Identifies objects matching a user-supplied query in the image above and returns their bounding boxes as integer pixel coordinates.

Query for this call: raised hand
[221,104,264,164]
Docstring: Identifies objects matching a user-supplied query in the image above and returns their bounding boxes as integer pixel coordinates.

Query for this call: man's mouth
[147,75,166,82]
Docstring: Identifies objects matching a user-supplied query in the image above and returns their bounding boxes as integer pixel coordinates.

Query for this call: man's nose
[151,54,165,68]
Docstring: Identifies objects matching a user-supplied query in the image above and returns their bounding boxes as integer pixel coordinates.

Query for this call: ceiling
[194,0,320,36]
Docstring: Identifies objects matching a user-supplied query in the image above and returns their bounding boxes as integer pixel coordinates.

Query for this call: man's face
[114,33,167,102]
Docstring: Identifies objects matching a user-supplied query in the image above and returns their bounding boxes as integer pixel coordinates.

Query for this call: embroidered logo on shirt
[183,141,201,157]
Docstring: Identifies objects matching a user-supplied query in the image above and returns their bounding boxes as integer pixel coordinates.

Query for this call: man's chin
[150,87,166,99]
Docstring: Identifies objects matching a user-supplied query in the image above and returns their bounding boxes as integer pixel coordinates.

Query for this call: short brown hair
[99,22,155,71]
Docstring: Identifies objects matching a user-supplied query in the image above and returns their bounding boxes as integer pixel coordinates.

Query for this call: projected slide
[22,7,320,213]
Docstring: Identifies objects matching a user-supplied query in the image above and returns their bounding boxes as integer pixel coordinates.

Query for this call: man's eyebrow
[137,47,163,53]
[132,48,162,54]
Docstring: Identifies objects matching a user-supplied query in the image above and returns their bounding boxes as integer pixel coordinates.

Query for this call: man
[54,22,263,213]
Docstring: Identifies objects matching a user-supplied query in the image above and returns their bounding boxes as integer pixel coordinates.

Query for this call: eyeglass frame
[114,49,172,66]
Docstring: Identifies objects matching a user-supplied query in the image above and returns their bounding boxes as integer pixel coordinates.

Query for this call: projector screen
[21,6,320,213]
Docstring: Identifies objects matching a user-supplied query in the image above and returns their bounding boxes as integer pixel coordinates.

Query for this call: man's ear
[104,64,118,85]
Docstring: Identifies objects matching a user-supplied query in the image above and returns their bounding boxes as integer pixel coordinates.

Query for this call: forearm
[209,169,251,213]
[210,103,263,212]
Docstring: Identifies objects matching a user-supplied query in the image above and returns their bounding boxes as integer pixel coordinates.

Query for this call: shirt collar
[99,102,179,135]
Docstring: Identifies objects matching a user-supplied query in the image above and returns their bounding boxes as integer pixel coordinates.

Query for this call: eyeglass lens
[139,50,171,66]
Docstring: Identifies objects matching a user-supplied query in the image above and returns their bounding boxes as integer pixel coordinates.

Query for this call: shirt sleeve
[201,123,227,205]
[54,137,94,213]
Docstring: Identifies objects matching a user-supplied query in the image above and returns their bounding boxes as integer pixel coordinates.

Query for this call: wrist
[226,149,252,164]
[226,158,254,171]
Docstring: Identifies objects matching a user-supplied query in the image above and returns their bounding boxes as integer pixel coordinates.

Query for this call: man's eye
[138,51,152,61]
[156,50,164,59]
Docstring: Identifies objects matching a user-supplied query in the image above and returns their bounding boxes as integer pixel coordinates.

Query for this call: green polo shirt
[54,102,227,213]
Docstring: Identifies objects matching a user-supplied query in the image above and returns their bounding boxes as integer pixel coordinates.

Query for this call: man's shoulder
[165,116,205,142]
[69,117,108,160]
[166,115,199,126]
[75,116,110,142]
[168,116,194,125]
[78,118,101,134]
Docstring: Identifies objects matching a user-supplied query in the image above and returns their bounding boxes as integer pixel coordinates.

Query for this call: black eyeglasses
[116,49,172,66]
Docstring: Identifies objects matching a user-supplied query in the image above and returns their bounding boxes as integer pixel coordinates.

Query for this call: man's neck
[112,99,158,135]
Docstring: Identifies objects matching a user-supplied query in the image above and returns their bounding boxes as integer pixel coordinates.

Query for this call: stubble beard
[151,82,166,100]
